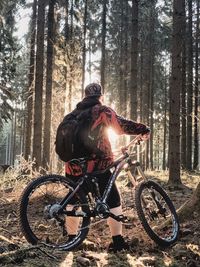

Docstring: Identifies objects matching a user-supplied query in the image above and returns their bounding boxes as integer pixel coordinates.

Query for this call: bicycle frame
[60,135,147,217]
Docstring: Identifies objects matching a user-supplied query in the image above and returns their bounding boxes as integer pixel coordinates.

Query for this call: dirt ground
[0,171,200,267]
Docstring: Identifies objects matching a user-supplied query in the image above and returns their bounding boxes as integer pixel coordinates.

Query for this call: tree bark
[68,0,74,112]
[145,3,155,170]
[119,0,124,114]
[149,3,155,170]
[186,0,193,170]
[42,0,55,168]
[32,0,45,168]
[64,0,69,42]
[168,0,184,185]
[25,0,37,160]
[123,0,129,117]
[63,0,69,116]
[70,0,74,39]
[100,0,107,91]
[139,41,143,123]
[193,0,199,170]
[81,0,88,97]
[130,0,139,121]
[181,0,186,169]
[12,105,17,165]
[162,67,168,170]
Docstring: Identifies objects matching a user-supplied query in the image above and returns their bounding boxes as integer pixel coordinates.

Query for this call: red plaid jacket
[65,102,149,176]
[65,103,149,176]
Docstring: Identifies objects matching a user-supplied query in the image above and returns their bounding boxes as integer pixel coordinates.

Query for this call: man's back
[65,97,149,175]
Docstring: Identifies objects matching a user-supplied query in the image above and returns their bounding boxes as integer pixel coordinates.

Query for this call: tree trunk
[145,4,155,170]
[139,41,143,122]
[162,67,167,170]
[12,106,17,165]
[82,0,88,98]
[119,0,124,114]
[70,0,74,39]
[64,0,69,42]
[63,0,69,116]
[42,0,55,168]
[130,0,138,121]
[177,183,200,222]
[193,0,199,170]
[20,113,26,154]
[68,0,74,112]
[100,0,107,91]
[149,3,155,170]
[186,0,193,170]
[181,0,186,169]
[32,0,45,168]
[25,0,37,160]
[123,0,129,117]
[88,32,92,83]
[81,0,88,97]
[168,0,184,185]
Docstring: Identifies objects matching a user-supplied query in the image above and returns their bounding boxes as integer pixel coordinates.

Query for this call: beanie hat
[84,83,103,97]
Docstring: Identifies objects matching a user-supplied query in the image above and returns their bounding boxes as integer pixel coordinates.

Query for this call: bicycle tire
[135,180,179,247]
[18,174,91,250]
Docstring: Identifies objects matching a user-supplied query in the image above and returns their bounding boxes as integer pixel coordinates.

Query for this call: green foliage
[0,86,14,127]
[0,0,25,127]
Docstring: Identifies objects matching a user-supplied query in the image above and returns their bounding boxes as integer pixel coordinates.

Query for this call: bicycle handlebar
[117,134,144,156]
[68,135,146,167]
[124,135,143,149]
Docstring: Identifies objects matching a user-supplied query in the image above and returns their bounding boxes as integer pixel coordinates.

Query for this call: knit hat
[84,83,103,97]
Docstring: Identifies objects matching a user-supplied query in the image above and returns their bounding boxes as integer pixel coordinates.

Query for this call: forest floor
[0,169,200,267]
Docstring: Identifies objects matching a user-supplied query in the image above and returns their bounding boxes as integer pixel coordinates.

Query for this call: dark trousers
[66,171,121,209]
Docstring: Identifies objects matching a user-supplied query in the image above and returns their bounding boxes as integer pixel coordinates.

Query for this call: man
[65,83,150,252]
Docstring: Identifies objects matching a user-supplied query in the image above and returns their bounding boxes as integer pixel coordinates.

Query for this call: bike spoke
[23,179,88,247]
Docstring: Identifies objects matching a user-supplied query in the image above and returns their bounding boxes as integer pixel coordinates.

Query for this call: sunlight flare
[107,128,118,149]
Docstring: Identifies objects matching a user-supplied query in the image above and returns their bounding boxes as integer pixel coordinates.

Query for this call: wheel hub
[44,204,62,219]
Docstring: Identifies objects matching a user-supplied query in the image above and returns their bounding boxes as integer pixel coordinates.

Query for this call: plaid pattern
[65,103,150,176]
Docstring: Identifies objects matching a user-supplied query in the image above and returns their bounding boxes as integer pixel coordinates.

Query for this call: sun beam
[107,128,118,150]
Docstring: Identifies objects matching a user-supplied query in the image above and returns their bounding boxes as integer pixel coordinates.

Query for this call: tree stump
[177,182,200,223]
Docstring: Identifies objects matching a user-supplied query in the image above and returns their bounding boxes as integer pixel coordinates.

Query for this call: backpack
[55,108,102,162]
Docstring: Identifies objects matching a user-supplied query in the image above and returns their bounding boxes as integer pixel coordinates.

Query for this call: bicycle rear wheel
[18,175,90,250]
[135,180,179,247]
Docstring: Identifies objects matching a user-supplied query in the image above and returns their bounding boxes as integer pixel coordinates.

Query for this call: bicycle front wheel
[18,175,90,250]
[135,180,179,247]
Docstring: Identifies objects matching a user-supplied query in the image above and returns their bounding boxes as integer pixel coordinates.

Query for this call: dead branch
[0,234,15,244]
[0,245,59,264]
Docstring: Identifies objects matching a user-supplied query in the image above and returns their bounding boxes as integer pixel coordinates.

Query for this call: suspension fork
[126,162,147,188]
[136,165,148,182]
[127,169,137,188]
[135,164,149,208]
[136,166,164,213]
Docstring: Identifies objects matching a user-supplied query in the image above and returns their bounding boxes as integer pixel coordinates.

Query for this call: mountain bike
[18,135,180,250]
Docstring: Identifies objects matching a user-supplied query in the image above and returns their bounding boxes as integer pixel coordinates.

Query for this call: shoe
[107,235,129,252]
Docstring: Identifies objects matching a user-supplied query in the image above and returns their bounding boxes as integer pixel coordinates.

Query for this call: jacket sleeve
[98,106,150,135]
[115,114,150,135]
